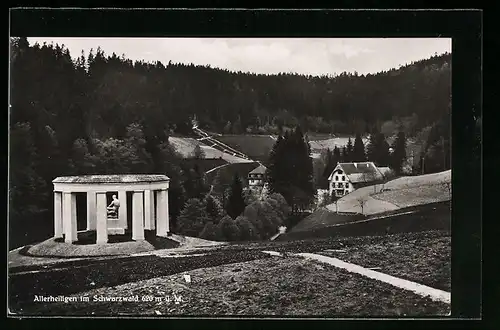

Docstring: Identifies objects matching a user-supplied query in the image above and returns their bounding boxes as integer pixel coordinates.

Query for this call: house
[248,164,267,189]
[328,162,385,198]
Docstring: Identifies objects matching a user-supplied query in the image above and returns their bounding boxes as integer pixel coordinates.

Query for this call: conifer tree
[366,128,379,163]
[346,137,354,162]
[266,126,315,212]
[376,134,391,166]
[333,146,341,164]
[341,146,348,163]
[177,198,210,237]
[204,194,223,224]
[390,131,407,174]
[352,132,366,162]
[225,173,246,219]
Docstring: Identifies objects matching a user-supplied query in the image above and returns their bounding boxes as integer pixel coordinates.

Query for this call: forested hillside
[9,36,453,234]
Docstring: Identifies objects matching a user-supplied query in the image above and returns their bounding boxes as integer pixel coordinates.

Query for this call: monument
[52,174,170,245]
[107,194,120,218]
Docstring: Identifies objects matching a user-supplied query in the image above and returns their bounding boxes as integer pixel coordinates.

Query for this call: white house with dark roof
[328,162,386,198]
[248,164,267,189]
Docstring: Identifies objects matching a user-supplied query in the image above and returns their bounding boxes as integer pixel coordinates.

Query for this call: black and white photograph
[8,9,477,318]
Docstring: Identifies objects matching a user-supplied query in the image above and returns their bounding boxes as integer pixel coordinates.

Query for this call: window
[342,175,345,181]
[345,182,349,188]
[338,183,343,188]
[335,175,339,181]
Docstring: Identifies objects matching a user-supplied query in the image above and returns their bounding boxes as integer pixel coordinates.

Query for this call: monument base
[108,228,125,235]
[107,218,125,235]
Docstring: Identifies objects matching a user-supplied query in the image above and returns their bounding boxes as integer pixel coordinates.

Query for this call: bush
[267,192,291,218]
[238,194,292,240]
[199,221,222,241]
[242,203,264,235]
[217,215,241,241]
[258,201,284,238]
[242,188,259,205]
[177,198,210,237]
[235,216,260,241]
[318,191,332,207]
[204,195,223,224]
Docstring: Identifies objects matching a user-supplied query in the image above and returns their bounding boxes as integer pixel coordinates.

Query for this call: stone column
[155,190,162,235]
[86,191,97,231]
[63,192,78,243]
[118,190,127,229]
[53,192,63,238]
[165,189,170,234]
[144,190,155,230]
[96,192,108,244]
[156,189,169,236]
[132,191,145,240]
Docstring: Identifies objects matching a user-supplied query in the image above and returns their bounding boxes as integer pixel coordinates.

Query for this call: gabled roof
[249,164,267,175]
[328,162,383,183]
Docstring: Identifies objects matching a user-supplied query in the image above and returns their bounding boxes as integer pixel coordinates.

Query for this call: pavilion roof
[52,174,170,184]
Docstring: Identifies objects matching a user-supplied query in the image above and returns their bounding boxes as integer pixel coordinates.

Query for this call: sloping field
[309,137,369,152]
[291,209,366,233]
[284,202,451,240]
[326,185,400,215]
[309,136,423,169]
[383,170,450,189]
[375,185,449,208]
[215,135,276,162]
[205,162,260,187]
[168,137,253,164]
[325,170,451,215]
[306,133,337,141]
[373,170,451,208]
[168,137,200,157]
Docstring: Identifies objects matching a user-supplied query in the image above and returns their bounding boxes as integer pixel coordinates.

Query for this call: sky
[27,38,451,76]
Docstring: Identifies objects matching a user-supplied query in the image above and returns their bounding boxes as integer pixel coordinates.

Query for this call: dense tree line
[12,37,452,137]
